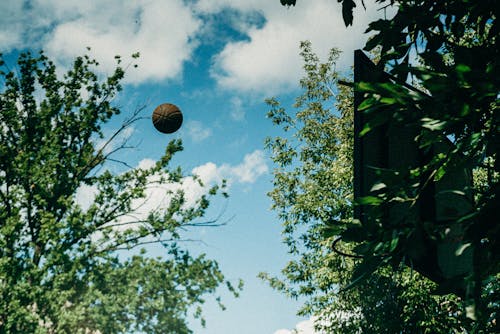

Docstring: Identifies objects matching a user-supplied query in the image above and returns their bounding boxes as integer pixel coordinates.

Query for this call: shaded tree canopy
[0,51,240,333]
[263,40,491,334]
[277,0,499,328]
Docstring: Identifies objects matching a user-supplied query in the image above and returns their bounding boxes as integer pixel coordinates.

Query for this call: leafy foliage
[262,41,476,333]
[352,0,497,319]
[279,0,499,325]
[0,51,239,333]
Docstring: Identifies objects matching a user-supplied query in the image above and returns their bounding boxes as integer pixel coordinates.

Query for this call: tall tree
[279,0,499,325]
[0,51,239,333]
[262,41,471,333]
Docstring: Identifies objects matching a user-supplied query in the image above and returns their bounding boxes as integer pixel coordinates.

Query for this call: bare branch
[77,104,147,180]
[112,238,204,252]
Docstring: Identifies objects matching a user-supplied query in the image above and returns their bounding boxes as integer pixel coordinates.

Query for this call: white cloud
[171,162,224,210]
[8,0,201,84]
[4,0,390,93]
[75,183,98,212]
[274,331,291,334]
[94,126,135,155]
[229,97,245,121]
[184,120,212,142]
[53,0,200,84]
[74,150,267,224]
[74,159,208,230]
[170,150,267,211]
[194,0,272,15]
[206,0,386,95]
[183,149,268,192]
[117,159,219,221]
[192,162,224,186]
[137,158,156,170]
[0,2,24,49]
[223,150,268,184]
[138,149,268,211]
[274,317,320,334]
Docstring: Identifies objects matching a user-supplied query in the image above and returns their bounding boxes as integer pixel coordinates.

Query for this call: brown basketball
[152,103,183,134]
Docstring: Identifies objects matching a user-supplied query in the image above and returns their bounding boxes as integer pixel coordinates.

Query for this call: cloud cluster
[274,317,319,334]
[203,0,383,94]
[138,149,268,214]
[1,0,200,84]
[229,97,246,121]
[184,120,213,142]
[47,0,201,84]
[224,150,269,183]
[75,150,268,222]
[0,2,25,49]
[187,149,268,190]
[2,0,385,94]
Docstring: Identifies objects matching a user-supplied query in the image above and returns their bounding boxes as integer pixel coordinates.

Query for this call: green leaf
[455,64,471,73]
[370,182,387,192]
[466,304,477,320]
[343,257,382,291]
[0,51,234,333]
[455,243,471,256]
[341,0,356,27]
[421,117,447,131]
[353,242,371,255]
[389,235,399,252]
[342,225,367,243]
[356,195,383,205]
[322,223,344,238]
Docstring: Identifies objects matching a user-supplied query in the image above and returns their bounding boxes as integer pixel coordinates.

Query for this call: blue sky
[0,1,381,333]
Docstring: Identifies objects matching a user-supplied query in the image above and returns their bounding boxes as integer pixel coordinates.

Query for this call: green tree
[262,40,471,333]
[0,51,239,333]
[279,1,498,326]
